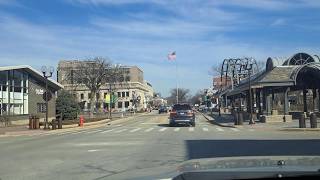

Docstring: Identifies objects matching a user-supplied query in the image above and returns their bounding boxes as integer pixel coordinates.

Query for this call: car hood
[102,156,320,180]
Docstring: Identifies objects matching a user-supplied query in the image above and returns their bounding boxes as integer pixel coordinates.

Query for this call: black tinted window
[173,104,191,110]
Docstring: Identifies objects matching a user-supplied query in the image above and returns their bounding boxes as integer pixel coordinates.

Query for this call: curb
[280,128,320,132]
[0,112,152,137]
[198,112,235,128]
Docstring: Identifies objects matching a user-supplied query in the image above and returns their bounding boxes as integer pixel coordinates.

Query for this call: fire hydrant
[79,115,84,127]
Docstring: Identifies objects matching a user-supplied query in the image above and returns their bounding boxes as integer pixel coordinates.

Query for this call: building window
[126,92,129,97]
[125,101,129,108]
[118,102,123,108]
[104,93,108,98]
[37,103,47,113]
[88,93,92,99]
[125,76,130,81]
[80,93,84,100]
[118,92,121,97]
[96,93,100,99]
[122,92,125,97]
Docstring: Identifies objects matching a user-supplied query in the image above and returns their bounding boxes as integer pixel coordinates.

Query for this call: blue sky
[0,0,320,97]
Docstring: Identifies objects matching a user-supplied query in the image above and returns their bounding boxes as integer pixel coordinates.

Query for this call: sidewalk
[0,111,152,137]
[204,112,320,131]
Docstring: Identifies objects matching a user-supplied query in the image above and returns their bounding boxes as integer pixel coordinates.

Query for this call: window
[37,103,47,113]
[122,92,125,97]
[126,92,129,97]
[118,101,123,108]
[88,93,92,99]
[118,92,121,97]
[125,101,129,108]
[125,76,130,81]
[80,93,84,100]
[104,93,108,98]
[96,93,100,99]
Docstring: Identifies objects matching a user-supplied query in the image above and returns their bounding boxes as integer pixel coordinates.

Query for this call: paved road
[0,111,320,179]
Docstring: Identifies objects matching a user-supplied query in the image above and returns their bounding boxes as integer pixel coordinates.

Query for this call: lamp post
[41,66,54,129]
[245,63,255,125]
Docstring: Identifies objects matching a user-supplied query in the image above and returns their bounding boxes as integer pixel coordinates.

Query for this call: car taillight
[170,110,177,117]
[187,110,193,116]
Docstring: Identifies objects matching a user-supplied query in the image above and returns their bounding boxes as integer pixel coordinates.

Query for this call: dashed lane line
[129,128,141,133]
[145,128,154,132]
[230,128,240,132]
[174,128,180,132]
[216,127,224,132]
[100,129,115,133]
[189,127,195,132]
[114,129,128,133]
[159,127,167,132]
[202,127,209,132]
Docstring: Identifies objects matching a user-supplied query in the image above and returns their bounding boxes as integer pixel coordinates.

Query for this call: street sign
[105,94,118,103]
[42,92,52,101]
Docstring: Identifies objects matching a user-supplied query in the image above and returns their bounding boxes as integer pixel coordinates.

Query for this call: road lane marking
[141,123,159,125]
[114,129,127,133]
[145,128,154,132]
[86,130,104,134]
[130,128,141,133]
[248,129,255,131]
[231,128,240,131]
[88,149,101,152]
[202,127,209,132]
[216,127,224,132]
[100,129,115,133]
[189,127,194,132]
[114,124,122,127]
[159,127,167,132]
[174,128,180,132]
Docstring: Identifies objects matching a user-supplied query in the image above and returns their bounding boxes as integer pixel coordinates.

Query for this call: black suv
[169,104,195,127]
[158,106,168,114]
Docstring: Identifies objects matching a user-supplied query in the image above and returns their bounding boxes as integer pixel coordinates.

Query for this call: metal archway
[220,57,259,91]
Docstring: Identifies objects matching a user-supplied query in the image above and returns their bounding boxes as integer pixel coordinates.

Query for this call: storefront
[0,65,63,125]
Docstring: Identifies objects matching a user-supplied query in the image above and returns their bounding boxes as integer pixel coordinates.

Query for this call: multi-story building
[0,65,63,125]
[57,60,154,112]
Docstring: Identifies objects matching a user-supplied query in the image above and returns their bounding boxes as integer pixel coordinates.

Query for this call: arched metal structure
[220,57,259,90]
[283,52,320,66]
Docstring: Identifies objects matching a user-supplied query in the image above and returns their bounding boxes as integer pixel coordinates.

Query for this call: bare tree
[68,57,112,114]
[208,62,223,76]
[188,90,203,105]
[166,88,190,105]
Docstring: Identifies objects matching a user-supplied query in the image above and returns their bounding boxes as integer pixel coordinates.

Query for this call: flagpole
[176,57,179,104]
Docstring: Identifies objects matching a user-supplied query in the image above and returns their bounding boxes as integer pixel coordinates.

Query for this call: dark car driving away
[169,104,195,127]
[158,106,168,114]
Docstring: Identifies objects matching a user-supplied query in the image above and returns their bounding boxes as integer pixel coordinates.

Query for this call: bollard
[234,111,239,125]
[57,118,62,129]
[238,111,243,125]
[310,113,317,128]
[34,117,40,129]
[299,113,306,128]
[51,119,56,130]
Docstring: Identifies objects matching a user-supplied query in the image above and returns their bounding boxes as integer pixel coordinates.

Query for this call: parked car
[169,104,195,127]
[158,106,168,114]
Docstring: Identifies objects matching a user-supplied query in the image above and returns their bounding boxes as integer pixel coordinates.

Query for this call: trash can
[34,117,40,129]
[299,113,306,128]
[29,116,34,129]
[57,118,62,129]
[310,113,317,128]
[51,119,56,130]
[238,111,243,125]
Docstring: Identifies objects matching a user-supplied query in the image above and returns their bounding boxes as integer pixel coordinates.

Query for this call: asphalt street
[0,111,320,180]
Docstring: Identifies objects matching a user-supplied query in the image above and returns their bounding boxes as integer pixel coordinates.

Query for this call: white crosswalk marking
[174,128,180,132]
[231,128,240,131]
[189,127,194,132]
[115,129,127,133]
[100,129,115,133]
[248,129,255,132]
[145,128,154,132]
[202,127,209,132]
[159,128,167,132]
[85,130,103,134]
[216,127,224,132]
[129,128,141,133]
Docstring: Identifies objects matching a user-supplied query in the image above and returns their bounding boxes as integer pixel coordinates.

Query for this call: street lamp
[41,66,54,129]
[245,62,255,125]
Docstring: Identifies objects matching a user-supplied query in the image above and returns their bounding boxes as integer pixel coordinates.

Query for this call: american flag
[167,51,176,61]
